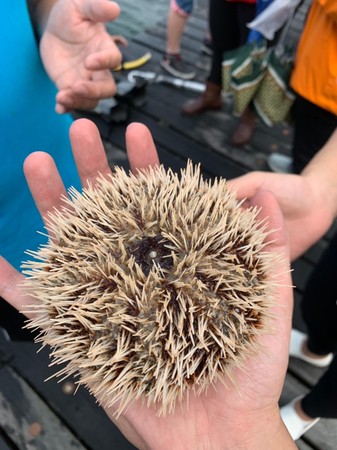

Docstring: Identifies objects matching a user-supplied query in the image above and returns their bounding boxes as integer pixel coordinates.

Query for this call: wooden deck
[1,3,336,449]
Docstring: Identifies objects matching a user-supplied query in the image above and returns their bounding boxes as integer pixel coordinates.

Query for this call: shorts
[171,0,194,17]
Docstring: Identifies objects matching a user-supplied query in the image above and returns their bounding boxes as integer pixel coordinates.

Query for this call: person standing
[161,0,197,79]
[181,0,257,144]
[268,0,337,174]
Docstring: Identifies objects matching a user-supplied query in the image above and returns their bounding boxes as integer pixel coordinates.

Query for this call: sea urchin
[23,162,275,416]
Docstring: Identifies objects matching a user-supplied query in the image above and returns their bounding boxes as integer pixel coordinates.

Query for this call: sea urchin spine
[23,162,276,416]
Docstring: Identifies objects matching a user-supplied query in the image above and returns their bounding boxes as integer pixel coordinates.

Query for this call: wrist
[216,407,296,450]
[302,170,337,226]
[301,134,337,222]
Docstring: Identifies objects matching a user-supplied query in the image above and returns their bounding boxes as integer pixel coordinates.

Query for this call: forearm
[27,0,58,35]
[301,128,337,220]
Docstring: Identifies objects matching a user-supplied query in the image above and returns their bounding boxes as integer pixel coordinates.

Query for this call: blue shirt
[0,1,81,271]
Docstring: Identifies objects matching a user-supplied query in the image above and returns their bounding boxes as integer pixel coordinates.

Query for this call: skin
[229,172,333,261]
[166,8,188,54]
[228,130,337,426]
[227,128,337,261]
[228,149,337,261]
[29,0,122,113]
[0,119,295,449]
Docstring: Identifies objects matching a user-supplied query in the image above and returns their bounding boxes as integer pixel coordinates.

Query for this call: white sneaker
[290,329,333,368]
[281,396,320,440]
[267,153,293,173]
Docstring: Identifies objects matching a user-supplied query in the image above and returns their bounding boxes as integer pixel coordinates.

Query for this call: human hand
[228,171,334,261]
[99,190,294,450]
[0,118,159,313]
[40,0,122,113]
[0,121,294,449]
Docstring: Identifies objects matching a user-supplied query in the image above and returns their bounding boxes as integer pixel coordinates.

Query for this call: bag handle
[275,0,311,59]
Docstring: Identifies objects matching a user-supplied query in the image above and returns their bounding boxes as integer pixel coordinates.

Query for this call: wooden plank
[1,341,136,450]
[0,366,85,450]
[288,358,329,389]
[110,59,291,165]
[0,429,14,450]
[133,32,210,76]
[144,23,210,61]
[109,108,245,179]
[296,441,316,450]
[106,126,192,174]
[134,94,289,171]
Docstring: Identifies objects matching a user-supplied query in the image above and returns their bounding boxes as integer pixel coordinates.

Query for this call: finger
[252,190,289,254]
[0,257,34,315]
[82,0,121,23]
[69,118,112,187]
[56,70,117,111]
[72,72,117,100]
[24,152,68,223]
[55,89,99,113]
[86,48,122,71]
[227,172,262,200]
[125,123,160,174]
[251,190,292,323]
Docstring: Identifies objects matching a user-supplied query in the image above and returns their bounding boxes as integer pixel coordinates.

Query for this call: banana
[112,52,152,71]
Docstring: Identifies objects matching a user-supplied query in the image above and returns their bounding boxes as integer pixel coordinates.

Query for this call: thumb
[251,190,292,323]
[82,0,120,22]
[227,172,263,201]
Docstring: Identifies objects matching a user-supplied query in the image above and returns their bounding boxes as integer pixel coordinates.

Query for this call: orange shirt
[290,0,337,115]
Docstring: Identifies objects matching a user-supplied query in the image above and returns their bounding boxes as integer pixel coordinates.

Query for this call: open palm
[40,0,121,113]
[102,192,293,450]
[0,119,293,449]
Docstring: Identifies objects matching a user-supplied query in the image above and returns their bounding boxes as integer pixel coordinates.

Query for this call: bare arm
[228,129,337,260]
[301,128,337,219]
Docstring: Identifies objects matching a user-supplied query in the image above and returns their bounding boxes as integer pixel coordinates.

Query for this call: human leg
[231,106,258,146]
[208,0,241,85]
[292,95,337,173]
[302,356,337,418]
[297,233,337,418]
[301,233,337,356]
[230,2,259,146]
[162,0,196,79]
[166,0,193,54]
[181,0,239,115]
[281,234,337,438]
[268,95,337,174]
[282,356,337,439]
[182,0,256,115]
